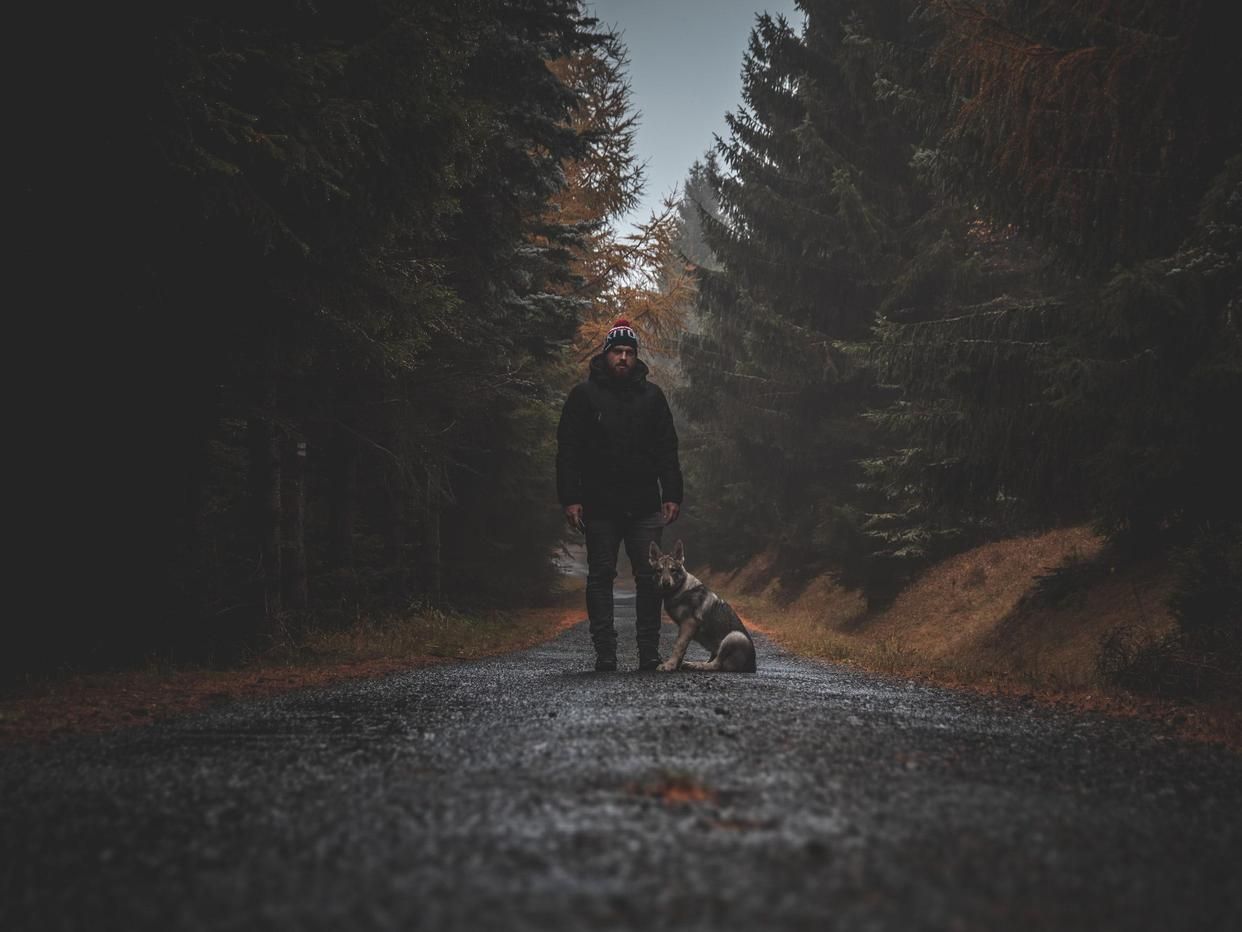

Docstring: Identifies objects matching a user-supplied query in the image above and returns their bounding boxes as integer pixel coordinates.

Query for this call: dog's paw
[657,660,678,672]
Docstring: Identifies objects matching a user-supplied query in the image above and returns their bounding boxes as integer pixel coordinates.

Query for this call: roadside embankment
[0,584,585,746]
[705,527,1242,749]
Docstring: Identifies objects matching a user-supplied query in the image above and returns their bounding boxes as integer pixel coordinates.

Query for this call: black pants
[584,511,664,660]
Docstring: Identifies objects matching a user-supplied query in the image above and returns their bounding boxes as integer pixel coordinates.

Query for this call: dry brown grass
[281,595,583,668]
[707,527,1141,683]
[0,584,585,746]
[705,529,1242,750]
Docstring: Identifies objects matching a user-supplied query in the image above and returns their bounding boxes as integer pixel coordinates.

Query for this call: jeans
[584,511,664,660]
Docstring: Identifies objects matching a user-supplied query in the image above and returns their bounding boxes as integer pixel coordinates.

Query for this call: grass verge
[0,582,585,747]
[706,528,1242,751]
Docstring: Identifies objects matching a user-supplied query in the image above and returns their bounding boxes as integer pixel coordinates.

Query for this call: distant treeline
[675,0,1241,693]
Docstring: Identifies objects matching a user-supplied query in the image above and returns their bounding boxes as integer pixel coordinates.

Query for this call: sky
[584,0,803,236]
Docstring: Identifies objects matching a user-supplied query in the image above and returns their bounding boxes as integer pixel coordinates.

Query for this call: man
[556,319,683,671]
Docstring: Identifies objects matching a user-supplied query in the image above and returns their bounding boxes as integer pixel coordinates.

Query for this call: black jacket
[556,354,684,518]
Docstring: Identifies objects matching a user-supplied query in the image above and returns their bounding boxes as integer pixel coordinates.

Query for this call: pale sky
[584,0,803,236]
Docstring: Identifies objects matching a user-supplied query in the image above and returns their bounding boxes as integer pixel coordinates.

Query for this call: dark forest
[16,0,1240,701]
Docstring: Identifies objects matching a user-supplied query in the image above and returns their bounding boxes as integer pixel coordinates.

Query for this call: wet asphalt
[3,590,1241,932]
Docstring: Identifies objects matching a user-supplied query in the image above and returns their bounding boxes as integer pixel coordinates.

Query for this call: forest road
[3,593,1241,932]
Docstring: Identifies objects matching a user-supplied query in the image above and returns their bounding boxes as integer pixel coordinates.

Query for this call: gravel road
[3,591,1241,931]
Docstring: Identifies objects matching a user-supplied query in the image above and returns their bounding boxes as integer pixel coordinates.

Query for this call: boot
[594,645,618,672]
[637,644,661,671]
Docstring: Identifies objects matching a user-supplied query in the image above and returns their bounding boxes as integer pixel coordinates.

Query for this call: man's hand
[564,504,585,533]
[662,502,681,525]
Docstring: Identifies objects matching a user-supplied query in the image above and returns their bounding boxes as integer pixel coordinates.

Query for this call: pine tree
[544,37,694,365]
[677,4,933,584]
[925,0,1239,269]
[873,0,1242,552]
[46,0,613,672]
[675,160,723,272]
[868,0,1242,646]
[678,0,1241,617]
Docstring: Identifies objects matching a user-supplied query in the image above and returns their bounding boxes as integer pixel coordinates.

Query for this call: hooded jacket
[556,354,684,519]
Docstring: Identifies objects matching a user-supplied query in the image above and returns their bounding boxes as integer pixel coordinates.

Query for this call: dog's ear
[648,540,662,564]
[672,539,684,564]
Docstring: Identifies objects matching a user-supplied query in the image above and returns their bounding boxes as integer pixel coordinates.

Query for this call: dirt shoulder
[707,528,1242,751]
[1,588,585,747]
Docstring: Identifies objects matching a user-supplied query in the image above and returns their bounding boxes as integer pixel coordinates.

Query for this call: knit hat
[603,319,639,353]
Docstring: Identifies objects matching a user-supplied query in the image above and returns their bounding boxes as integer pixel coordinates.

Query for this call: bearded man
[556,320,683,671]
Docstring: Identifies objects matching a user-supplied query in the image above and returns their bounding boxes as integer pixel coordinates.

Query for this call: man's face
[606,345,636,379]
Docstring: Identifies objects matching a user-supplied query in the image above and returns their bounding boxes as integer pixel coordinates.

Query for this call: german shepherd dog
[648,540,757,672]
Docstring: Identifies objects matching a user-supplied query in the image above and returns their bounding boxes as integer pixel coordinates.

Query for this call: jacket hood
[589,352,649,388]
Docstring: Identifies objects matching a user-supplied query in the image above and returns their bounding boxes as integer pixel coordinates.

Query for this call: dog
[648,540,757,672]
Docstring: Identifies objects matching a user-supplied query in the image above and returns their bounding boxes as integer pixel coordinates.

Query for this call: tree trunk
[424,458,444,605]
[327,425,357,570]
[281,439,309,611]
[247,383,282,623]
[385,472,409,603]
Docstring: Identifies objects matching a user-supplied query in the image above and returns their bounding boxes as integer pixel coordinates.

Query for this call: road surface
[3,592,1240,930]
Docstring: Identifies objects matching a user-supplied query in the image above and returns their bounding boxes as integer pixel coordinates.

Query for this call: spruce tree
[871,0,1242,556]
[43,0,613,673]
[677,4,933,587]
[679,0,1241,624]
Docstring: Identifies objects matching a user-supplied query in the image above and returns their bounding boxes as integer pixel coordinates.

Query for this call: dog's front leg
[658,621,698,672]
